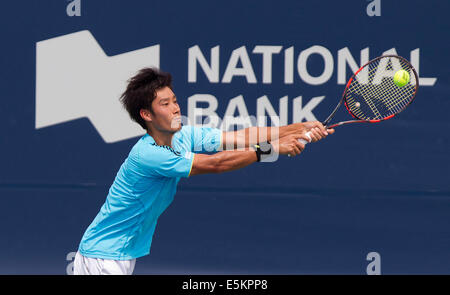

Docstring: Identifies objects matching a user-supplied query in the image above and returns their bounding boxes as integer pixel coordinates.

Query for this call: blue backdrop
[0,0,449,274]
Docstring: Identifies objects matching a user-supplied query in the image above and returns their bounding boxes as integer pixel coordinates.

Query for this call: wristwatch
[252,142,272,162]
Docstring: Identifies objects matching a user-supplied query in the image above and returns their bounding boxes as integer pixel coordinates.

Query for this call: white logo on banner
[35,31,436,143]
[35,30,159,143]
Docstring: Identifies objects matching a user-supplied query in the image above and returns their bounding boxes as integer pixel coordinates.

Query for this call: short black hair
[120,67,173,130]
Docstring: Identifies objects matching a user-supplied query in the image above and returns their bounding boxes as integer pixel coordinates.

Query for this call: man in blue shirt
[73,68,334,275]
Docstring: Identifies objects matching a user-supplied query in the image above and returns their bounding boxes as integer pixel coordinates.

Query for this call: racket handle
[298,131,312,145]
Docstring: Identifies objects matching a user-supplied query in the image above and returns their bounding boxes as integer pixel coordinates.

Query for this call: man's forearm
[214,150,258,173]
[190,149,258,175]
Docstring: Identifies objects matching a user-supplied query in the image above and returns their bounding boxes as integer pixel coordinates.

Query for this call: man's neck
[147,128,174,147]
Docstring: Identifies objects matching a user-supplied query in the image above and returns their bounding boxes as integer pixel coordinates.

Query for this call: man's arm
[190,133,311,176]
[221,121,333,150]
[190,150,257,175]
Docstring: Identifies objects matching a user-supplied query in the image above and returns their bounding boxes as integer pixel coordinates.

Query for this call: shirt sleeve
[138,144,194,178]
[189,126,223,153]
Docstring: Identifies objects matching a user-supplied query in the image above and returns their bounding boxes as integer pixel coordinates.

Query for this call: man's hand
[270,133,312,157]
[221,121,335,151]
[294,121,335,143]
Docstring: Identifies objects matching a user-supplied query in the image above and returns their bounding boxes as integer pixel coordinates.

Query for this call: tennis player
[73,68,334,275]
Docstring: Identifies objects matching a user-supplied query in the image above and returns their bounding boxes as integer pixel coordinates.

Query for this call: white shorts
[73,251,136,275]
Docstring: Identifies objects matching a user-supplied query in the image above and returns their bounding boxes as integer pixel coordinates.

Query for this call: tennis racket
[299,54,419,144]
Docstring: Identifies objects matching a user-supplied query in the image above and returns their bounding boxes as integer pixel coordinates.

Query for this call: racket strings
[345,56,416,121]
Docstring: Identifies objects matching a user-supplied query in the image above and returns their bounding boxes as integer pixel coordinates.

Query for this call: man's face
[148,86,182,133]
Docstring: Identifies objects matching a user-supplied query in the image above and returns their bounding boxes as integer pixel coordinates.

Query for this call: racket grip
[298,131,312,145]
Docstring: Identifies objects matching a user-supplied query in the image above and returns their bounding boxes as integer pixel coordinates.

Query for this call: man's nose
[172,104,180,114]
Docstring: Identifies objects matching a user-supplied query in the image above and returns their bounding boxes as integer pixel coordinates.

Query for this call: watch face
[259,142,272,153]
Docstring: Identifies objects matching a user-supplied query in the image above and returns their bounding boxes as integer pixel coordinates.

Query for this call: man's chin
[170,118,182,132]
[169,123,182,133]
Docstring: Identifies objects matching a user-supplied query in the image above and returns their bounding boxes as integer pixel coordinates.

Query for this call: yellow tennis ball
[393,70,410,87]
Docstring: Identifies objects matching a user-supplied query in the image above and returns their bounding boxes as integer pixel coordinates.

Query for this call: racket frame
[323,55,419,129]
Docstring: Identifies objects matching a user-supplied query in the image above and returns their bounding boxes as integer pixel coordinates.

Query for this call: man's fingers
[287,144,301,157]
[287,135,309,157]
[309,128,323,142]
[289,124,334,151]
[309,131,319,142]
[317,124,328,136]
[294,139,305,151]
[309,126,335,142]
[287,139,304,157]
[292,145,301,156]
[309,121,327,135]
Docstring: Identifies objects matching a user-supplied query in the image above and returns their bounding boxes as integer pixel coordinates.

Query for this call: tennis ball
[393,70,410,87]
[355,102,361,108]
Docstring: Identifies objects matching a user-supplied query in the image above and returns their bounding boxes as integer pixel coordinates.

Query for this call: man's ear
[140,109,152,123]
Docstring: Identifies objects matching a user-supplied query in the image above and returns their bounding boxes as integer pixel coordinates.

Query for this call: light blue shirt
[78,126,222,260]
